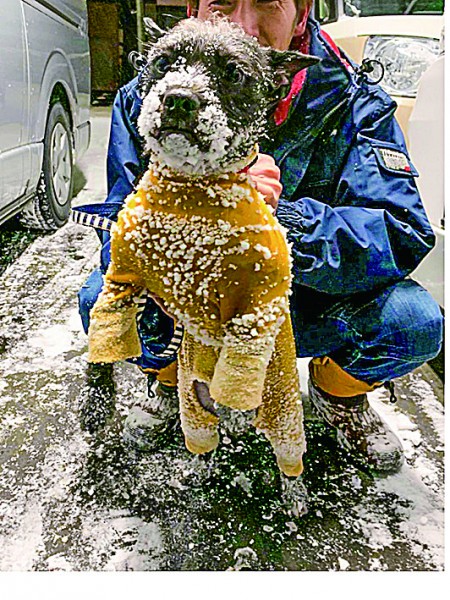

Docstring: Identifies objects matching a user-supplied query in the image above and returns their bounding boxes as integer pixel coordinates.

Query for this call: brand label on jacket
[377,148,412,173]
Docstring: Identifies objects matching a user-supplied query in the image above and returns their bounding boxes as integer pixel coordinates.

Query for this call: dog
[87,17,318,481]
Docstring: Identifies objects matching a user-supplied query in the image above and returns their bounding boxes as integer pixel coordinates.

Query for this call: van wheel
[20,102,74,231]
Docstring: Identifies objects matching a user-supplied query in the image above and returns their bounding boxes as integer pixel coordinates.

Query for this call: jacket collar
[274,17,355,127]
[273,16,354,128]
[273,29,311,126]
[262,18,360,199]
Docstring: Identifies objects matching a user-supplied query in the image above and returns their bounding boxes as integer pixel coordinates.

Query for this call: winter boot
[123,374,179,451]
[308,361,404,474]
[79,362,116,433]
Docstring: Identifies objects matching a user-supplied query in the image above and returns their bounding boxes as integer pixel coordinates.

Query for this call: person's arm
[106,82,143,210]
[276,102,435,296]
[100,80,144,271]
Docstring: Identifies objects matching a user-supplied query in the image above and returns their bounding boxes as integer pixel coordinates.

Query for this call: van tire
[20,102,74,231]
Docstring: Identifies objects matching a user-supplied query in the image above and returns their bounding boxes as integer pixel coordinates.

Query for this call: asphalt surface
[0,108,445,572]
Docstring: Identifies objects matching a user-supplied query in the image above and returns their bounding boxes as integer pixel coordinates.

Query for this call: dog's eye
[225,63,246,84]
[153,55,172,76]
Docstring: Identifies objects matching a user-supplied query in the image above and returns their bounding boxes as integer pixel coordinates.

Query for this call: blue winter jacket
[91,17,435,364]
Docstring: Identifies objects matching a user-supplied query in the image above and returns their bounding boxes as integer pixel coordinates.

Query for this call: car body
[408,54,444,307]
[0,0,91,229]
[314,0,445,138]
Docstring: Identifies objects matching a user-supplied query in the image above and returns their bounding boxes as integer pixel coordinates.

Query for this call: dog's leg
[209,261,291,412]
[88,278,142,364]
[209,345,270,411]
[178,332,220,454]
[253,317,306,477]
[88,215,146,365]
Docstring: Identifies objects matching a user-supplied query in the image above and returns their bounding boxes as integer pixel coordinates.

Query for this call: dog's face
[136,18,318,177]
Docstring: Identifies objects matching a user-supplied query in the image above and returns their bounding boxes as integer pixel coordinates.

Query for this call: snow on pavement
[0,218,444,571]
[0,108,444,571]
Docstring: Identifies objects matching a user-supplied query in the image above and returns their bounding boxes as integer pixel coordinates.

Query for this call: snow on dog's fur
[88,17,318,483]
[136,17,316,177]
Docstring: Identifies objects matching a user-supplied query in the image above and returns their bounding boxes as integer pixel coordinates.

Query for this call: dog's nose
[163,91,200,115]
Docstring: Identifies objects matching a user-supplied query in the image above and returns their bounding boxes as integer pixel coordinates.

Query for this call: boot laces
[384,380,398,404]
[143,377,178,417]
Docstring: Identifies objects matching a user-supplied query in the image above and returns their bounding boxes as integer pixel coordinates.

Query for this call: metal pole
[136,0,144,53]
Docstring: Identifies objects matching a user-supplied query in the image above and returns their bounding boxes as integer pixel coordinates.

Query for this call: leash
[71,209,115,232]
[71,204,184,359]
[71,202,124,231]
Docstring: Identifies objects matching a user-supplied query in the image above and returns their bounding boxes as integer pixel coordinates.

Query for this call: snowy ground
[0,108,445,571]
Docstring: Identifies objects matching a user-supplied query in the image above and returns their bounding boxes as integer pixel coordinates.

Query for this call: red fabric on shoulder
[319,29,351,70]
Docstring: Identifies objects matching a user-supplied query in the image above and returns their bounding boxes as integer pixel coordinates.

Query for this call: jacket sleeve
[106,84,143,211]
[100,81,144,271]
[276,101,435,296]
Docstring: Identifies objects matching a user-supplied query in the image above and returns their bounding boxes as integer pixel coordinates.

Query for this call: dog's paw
[184,431,219,455]
[276,456,304,478]
[79,386,116,434]
[79,363,116,434]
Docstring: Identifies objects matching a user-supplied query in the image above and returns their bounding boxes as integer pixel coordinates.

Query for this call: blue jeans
[79,272,443,384]
[290,279,443,384]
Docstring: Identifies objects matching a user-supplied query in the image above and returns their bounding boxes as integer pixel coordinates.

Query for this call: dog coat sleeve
[209,220,292,411]
[87,209,146,364]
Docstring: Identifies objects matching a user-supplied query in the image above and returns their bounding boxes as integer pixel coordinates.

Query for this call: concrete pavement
[0,108,444,571]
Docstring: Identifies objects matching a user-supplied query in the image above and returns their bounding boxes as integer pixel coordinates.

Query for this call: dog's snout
[163,90,200,115]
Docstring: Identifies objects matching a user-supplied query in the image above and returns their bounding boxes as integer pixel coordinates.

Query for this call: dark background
[87,0,187,104]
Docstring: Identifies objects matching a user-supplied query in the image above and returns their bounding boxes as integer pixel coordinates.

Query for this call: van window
[344,1,445,16]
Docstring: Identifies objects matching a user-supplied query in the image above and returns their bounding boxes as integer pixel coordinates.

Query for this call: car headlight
[364,36,440,97]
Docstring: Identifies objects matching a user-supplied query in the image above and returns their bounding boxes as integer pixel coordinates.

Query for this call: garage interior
[87,0,186,103]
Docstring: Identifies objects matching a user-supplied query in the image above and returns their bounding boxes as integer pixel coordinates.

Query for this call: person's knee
[419,297,443,361]
[384,280,443,362]
[330,280,443,383]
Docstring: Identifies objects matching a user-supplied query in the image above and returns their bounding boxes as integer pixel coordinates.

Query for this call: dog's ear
[269,50,320,100]
[128,51,147,72]
[143,17,167,43]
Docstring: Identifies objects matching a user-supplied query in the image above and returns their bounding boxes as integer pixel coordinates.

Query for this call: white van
[0,0,91,230]
[408,54,445,307]
[315,0,445,136]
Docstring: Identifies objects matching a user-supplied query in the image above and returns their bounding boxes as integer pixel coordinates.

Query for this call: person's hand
[248,153,282,210]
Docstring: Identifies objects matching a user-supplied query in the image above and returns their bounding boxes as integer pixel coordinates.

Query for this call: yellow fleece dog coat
[88,167,306,476]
